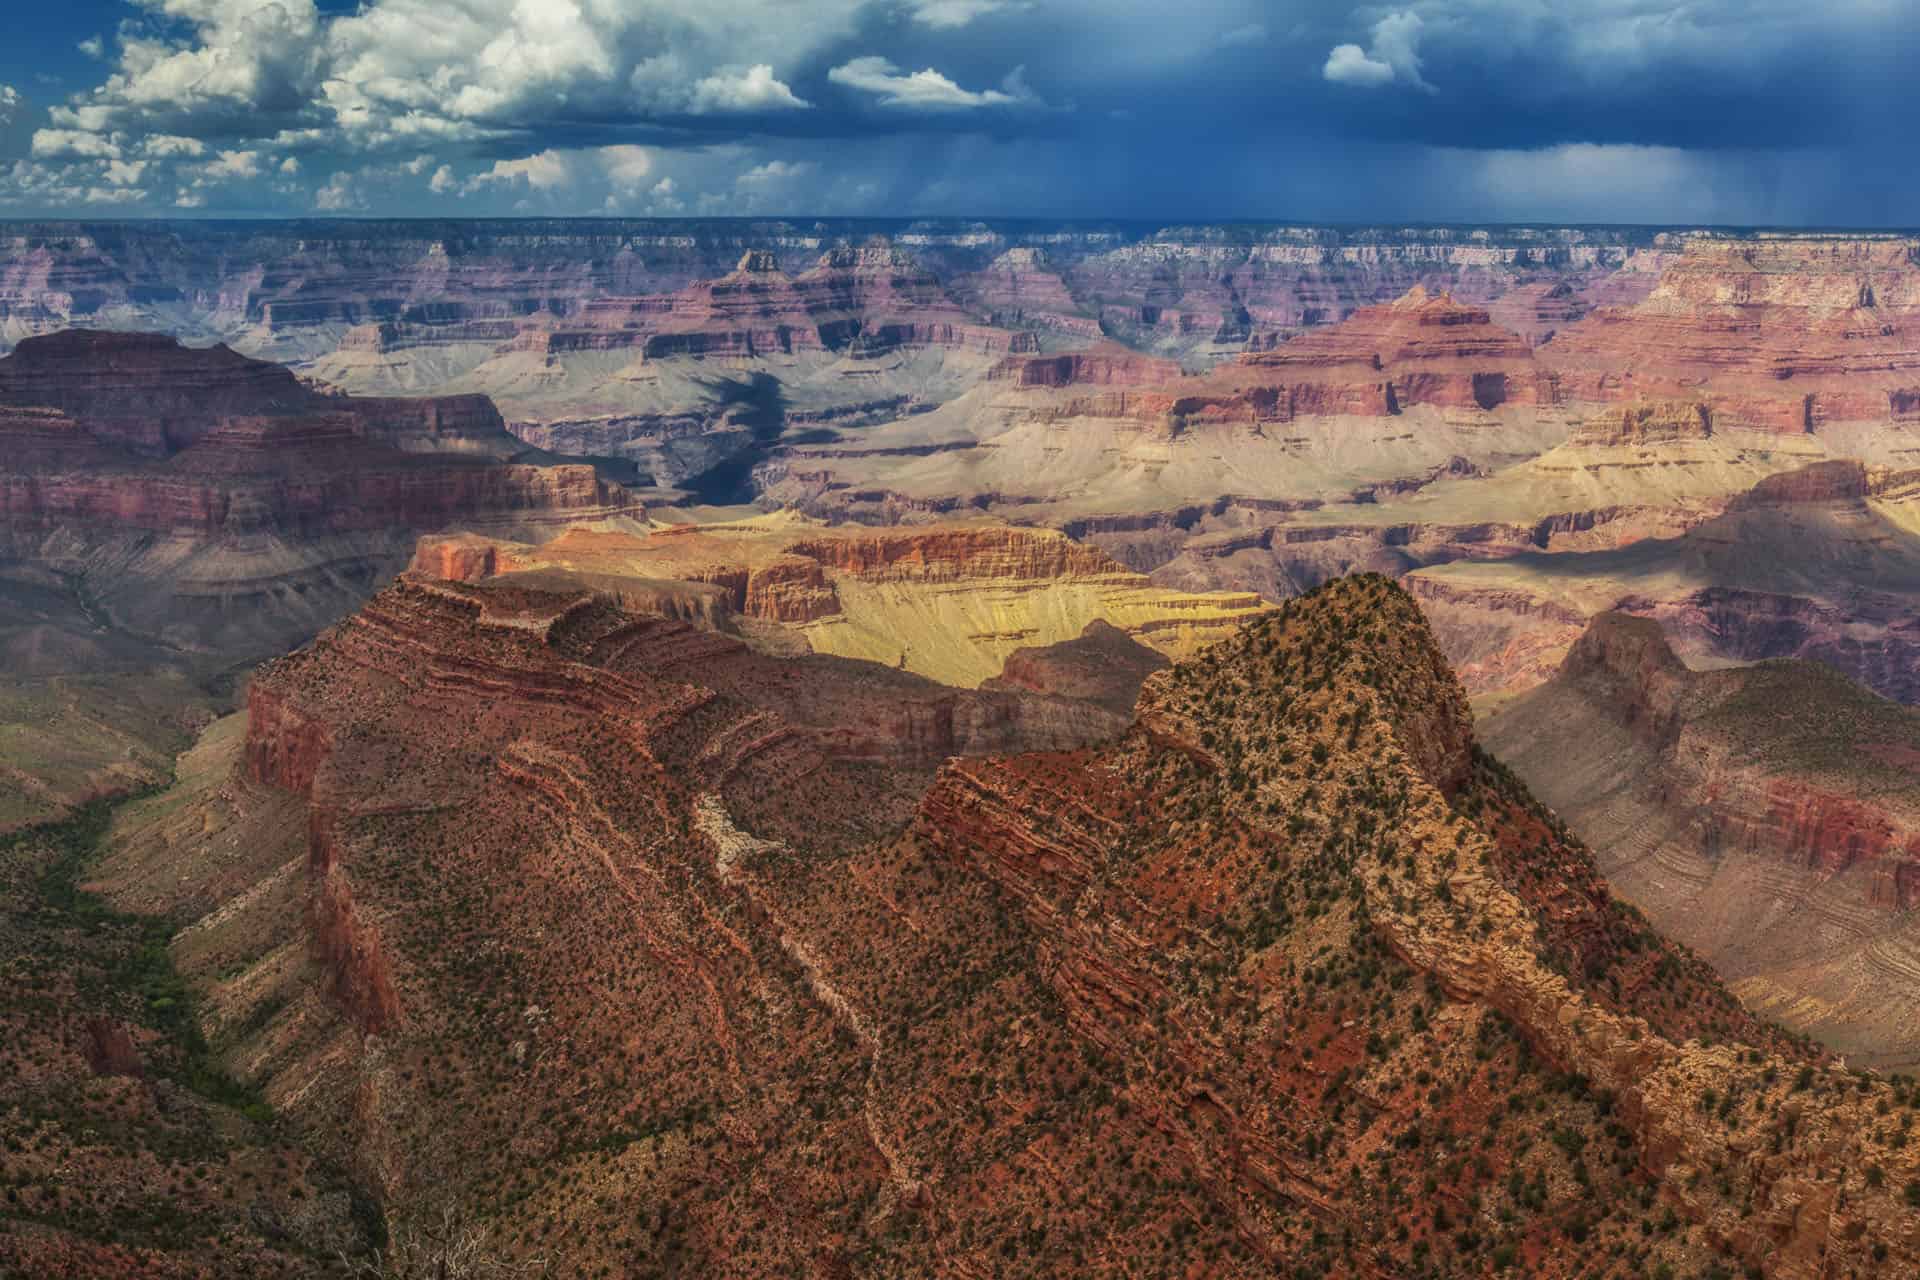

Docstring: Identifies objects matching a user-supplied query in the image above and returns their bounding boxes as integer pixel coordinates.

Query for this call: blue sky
[1,1,1917,224]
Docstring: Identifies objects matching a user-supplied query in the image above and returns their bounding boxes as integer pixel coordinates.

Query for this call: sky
[1,0,1917,225]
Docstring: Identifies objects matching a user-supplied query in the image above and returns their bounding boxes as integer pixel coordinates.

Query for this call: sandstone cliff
[1409,459,1920,703]
[410,517,1270,688]
[1483,613,1920,1070]
[0,329,639,659]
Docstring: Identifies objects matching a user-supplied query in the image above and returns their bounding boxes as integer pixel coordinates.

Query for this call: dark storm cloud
[2,1,1917,223]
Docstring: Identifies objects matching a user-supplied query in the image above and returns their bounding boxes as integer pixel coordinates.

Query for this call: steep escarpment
[410,517,1271,687]
[1409,459,1920,702]
[0,329,638,659]
[122,572,1143,1265]
[0,790,370,1275]
[1483,613,1920,1069]
[764,284,1574,528]
[1058,577,1915,1277]
[1543,235,1920,433]
[1239,285,1559,412]
[2,220,1659,361]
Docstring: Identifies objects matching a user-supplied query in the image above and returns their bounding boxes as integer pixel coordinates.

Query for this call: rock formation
[1483,613,1920,1070]
[0,787,367,1274]
[0,329,638,659]
[1543,236,1920,433]
[82,572,1919,1277]
[982,617,1168,714]
[410,516,1270,687]
[1409,460,1920,702]
[762,285,1574,530]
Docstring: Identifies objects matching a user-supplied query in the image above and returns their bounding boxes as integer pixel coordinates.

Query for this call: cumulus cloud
[143,135,207,158]
[736,159,815,186]
[828,56,1036,109]
[908,0,1029,27]
[203,149,263,181]
[1325,11,1433,91]
[599,144,655,189]
[41,0,859,161]
[315,171,362,211]
[83,186,147,205]
[3,0,1919,221]
[688,64,810,113]
[33,129,121,160]
[467,150,572,192]
[1323,46,1394,87]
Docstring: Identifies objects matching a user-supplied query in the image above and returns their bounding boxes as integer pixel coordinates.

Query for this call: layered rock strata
[1481,613,1920,1069]
[102,572,1920,1277]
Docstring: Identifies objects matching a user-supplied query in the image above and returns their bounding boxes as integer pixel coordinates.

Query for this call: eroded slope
[90,573,1920,1278]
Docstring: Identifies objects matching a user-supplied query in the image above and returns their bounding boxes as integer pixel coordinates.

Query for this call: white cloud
[736,159,815,186]
[0,85,17,121]
[908,0,1028,28]
[688,64,810,113]
[315,171,361,210]
[645,175,686,213]
[280,155,301,175]
[1324,11,1433,91]
[143,134,207,158]
[203,149,262,180]
[598,144,654,189]
[41,0,869,161]
[33,129,121,160]
[828,56,1035,110]
[1324,44,1395,87]
[467,150,571,192]
[429,163,456,194]
[84,185,147,205]
[104,159,148,186]
[78,36,105,59]
[174,188,206,208]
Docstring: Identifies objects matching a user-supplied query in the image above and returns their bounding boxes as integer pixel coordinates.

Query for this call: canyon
[9,220,1920,1277]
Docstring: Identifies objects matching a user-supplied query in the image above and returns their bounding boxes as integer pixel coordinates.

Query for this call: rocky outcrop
[955,247,1100,338]
[410,520,1271,688]
[982,618,1168,715]
[1,220,1660,362]
[1408,460,1920,703]
[986,345,1182,388]
[549,240,1034,361]
[1543,236,1920,431]
[1239,286,1558,412]
[1484,612,1920,1069]
[0,329,639,657]
[0,329,314,454]
[1569,400,1713,446]
[123,568,1920,1277]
